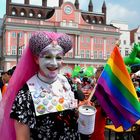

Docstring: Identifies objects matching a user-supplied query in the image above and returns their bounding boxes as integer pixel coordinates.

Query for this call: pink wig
[0,31,72,140]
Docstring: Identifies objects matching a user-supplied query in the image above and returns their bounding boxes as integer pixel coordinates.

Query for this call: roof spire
[102,0,106,13]
[24,0,29,4]
[88,0,93,12]
[59,0,63,7]
[102,1,107,24]
[42,0,47,7]
[75,0,79,9]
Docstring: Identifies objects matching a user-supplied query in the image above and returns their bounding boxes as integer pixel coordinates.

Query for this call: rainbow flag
[94,46,140,130]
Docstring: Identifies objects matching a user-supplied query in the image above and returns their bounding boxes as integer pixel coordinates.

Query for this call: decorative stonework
[7,2,55,20]
[6,0,106,25]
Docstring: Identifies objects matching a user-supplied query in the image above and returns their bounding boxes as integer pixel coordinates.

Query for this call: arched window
[20,8,27,17]
[92,16,97,24]
[11,7,18,16]
[99,17,103,24]
[29,9,35,17]
[37,11,43,18]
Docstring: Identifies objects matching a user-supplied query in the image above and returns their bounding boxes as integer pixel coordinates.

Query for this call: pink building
[1,0,120,72]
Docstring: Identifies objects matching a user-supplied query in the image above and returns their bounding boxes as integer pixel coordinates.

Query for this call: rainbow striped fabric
[94,46,140,130]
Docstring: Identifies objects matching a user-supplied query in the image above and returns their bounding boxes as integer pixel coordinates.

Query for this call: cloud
[107,3,139,29]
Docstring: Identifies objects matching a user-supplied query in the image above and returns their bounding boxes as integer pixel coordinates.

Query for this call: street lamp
[16,33,20,64]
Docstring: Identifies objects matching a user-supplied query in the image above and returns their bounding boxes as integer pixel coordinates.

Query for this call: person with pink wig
[0,31,80,140]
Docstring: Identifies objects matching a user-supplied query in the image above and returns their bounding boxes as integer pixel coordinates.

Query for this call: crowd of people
[131,73,140,98]
[0,66,16,100]
[0,31,140,140]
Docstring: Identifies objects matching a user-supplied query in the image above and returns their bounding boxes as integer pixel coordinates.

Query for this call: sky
[0,0,140,30]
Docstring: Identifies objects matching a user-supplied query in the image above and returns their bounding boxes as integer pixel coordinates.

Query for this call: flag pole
[87,84,97,101]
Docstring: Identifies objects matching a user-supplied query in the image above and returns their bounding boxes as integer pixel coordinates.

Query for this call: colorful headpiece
[29,31,72,56]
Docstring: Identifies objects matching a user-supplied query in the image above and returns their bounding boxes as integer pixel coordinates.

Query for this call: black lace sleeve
[10,84,36,128]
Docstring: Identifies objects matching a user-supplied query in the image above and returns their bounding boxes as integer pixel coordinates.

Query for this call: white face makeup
[37,45,64,82]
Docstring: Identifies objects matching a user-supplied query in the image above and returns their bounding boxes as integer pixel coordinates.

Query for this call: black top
[10,84,80,140]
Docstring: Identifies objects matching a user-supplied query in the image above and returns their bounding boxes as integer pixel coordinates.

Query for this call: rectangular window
[11,46,16,55]
[80,50,84,58]
[68,52,73,58]
[12,32,16,38]
[100,39,104,44]
[125,49,129,56]
[86,37,90,43]
[98,51,103,59]
[81,36,84,42]
[93,51,97,59]
[107,39,111,44]
[123,40,126,45]
[94,38,97,44]
[18,47,23,55]
[107,52,110,58]
[138,37,140,40]
[28,33,32,39]
[62,20,66,26]
[86,50,90,58]
[19,32,23,38]
[69,20,73,26]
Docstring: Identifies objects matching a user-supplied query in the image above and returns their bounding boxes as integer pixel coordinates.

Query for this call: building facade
[110,20,131,57]
[130,26,140,45]
[1,0,120,72]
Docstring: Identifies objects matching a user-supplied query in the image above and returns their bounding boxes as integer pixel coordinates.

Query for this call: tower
[75,0,79,9]
[42,0,47,7]
[24,0,29,4]
[102,1,106,23]
[59,0,63,7]
[88,0,93,12]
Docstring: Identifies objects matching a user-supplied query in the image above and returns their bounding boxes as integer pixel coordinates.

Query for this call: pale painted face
[37,46,64,80]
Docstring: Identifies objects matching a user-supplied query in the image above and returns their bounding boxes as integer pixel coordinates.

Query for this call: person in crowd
[0,75,3,101]
[1,71,9,84]
[81,77,93,100]
[133,81,140,97]
[90,66,107,140]
[64,73,85,102]
[78,67,106,140]
[131,79,140,140]
[0,31,81,140]
[78,76,94,140]
[1,71,10,96]
[1,66,16,96]
[0,72,4,91]
[0,72,6,100]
